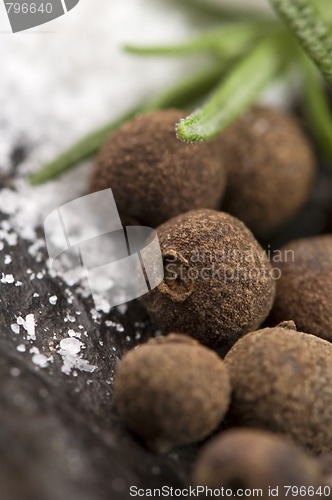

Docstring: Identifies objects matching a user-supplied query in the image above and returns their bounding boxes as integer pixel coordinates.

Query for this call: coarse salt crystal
[60,337,81,354]
[1,273,14,284]
[11,324,20,334]
[25,314,36,340]
[17,314,36,340]
[32,353,50,369]
[68,329,81,339]
[49,295,58,305]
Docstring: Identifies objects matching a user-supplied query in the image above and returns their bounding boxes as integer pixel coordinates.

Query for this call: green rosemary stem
[269,0,332,86]
[124,21,276,59]
[29,64,226,185]
[176,34,287,142]
[173,0,272,21]
[302,57,332,172]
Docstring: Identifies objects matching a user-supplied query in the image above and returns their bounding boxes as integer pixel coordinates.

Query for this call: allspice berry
[225,325,332,454]
[270,235,332,342]
[143,209,275,349]
[113,334,230,453]
[90,110,226,227]
[220,106,316,238]
[192,429,321,496]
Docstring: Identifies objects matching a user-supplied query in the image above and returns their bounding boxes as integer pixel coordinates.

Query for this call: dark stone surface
[0,213,198,500]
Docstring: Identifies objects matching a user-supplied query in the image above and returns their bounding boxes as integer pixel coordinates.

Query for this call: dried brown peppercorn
[192,429,322,496]
[220,106,316,238]
[225,325,332,454]
[90,109,226,228]
[143,209,275,349]
[113,334,230,453]
[269,235,332,342]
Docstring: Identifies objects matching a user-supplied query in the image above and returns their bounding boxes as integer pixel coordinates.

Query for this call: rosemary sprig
[177,34,287,142]
[269,0,332,86]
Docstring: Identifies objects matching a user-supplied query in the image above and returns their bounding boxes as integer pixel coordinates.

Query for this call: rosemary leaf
[302,58,332,172]
[176,35,286,142]
[124,22,273,59]
[269,0,332,86]
[173,0,271,21]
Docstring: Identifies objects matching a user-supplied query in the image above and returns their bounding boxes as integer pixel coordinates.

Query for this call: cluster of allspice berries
[91,105,332,491]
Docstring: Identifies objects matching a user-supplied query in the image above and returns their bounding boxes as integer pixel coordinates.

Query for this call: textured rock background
[0,208,201,500]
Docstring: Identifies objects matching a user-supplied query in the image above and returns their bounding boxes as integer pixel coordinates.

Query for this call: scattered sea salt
[11,324,20,334]
[28,239,45,261]
[60,337,81,354]
[17,344,26,352]
[4,255,12,264]
[29,346,52,368]
[32,353,51,369]
[105,320,125,333]
[68,329,81,339]
[49,295,58,305]
[1,273,14,284]
[25,314,36,340]
[16,314,36,340]
[58,348,97,376]
[64,314,76,323]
